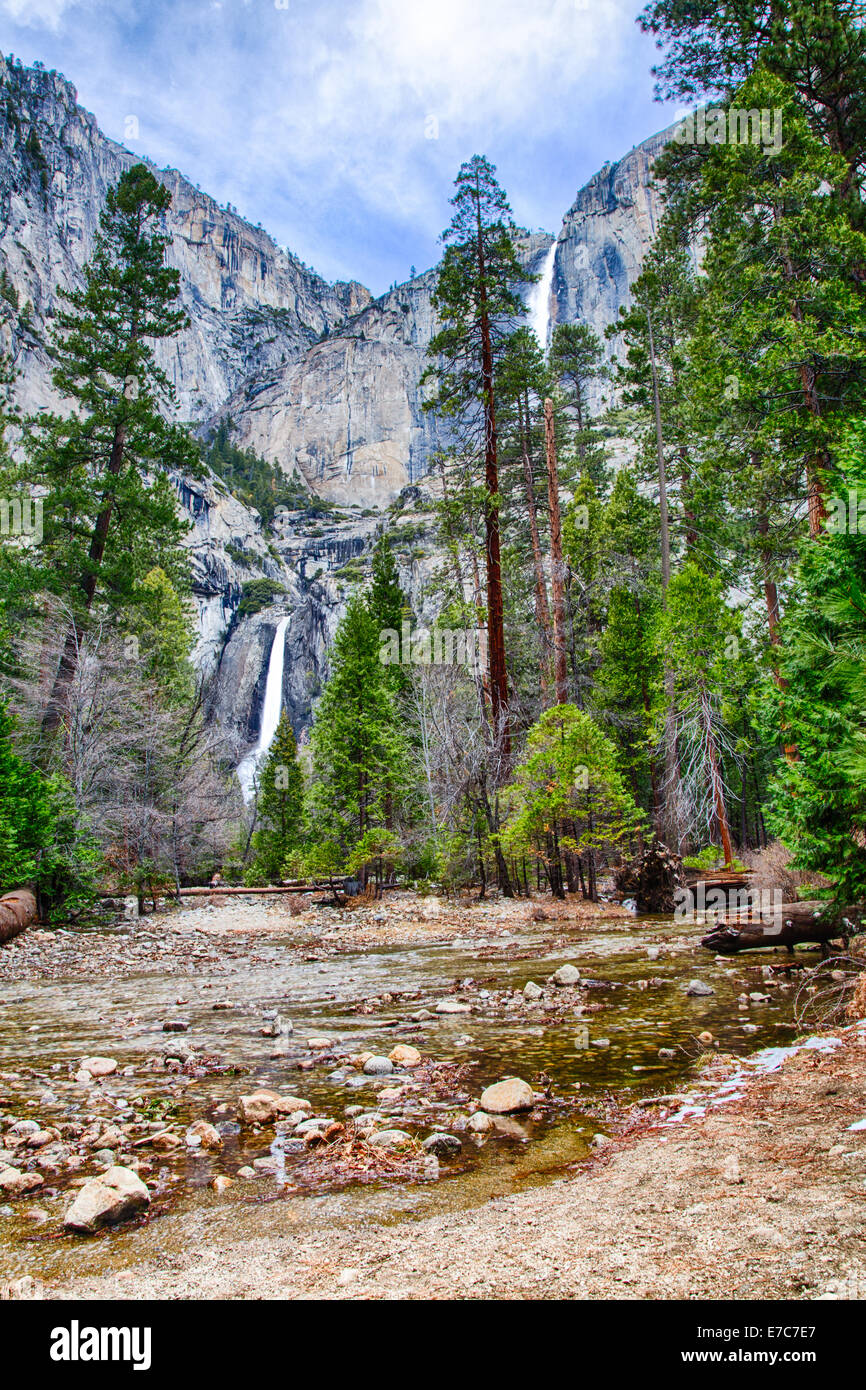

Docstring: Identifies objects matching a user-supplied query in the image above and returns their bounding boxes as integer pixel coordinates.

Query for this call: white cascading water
[236,614,290,802]
[528,241,557,351]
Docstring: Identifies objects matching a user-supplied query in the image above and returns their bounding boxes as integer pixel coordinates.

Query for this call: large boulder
[551,964,581,987]
[64,1166,150,1233]
[479,1078,535,1114]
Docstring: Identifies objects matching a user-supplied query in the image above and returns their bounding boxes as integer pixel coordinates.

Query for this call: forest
[3,2,866,928]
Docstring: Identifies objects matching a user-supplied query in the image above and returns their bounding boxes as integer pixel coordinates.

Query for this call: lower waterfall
[236,614,290,803]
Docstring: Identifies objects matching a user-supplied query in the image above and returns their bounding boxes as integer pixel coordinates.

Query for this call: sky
[0,0,680,295]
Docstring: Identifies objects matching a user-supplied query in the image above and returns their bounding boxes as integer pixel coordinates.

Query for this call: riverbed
[0,891,815,1293]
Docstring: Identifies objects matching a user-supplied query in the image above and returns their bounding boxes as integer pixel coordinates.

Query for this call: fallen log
[178,883,332,897]
[0,889,38,945]
[701,901,865,955]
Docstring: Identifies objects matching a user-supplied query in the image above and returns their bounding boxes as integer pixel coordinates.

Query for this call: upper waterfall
[236,615,291,803]
[528,242,557,351]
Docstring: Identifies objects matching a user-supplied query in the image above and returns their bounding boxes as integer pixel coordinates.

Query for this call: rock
[236,1166,256,1179]
[552,964,581,987]
[79,1056,117,1077]
[0,1168,43,1197]
[162,1020,190,1033]
[523,981,543,1000]
[591,1038,611,1049]
[591,1133,611,1149]
[479,1077,534,1114]
[64,1166,150,1233]
[422,1132,461,1156]
[210,1175,233,1194]
[749,992,771,1004]
[658,1047,677,1060]
[436,1000,471,1015]
[722,1154,743,1184]
[0,1275,43,1300]
[92,1149,116,1167]
[237,1090,310,1125]
[469,1111,494,1133]
[368,1129,414,1150]
[742,1023,759,1034]
[186,1121,222,1150]
[686,979,715,997]
[306,1034,334,1049]
[388,1044,421,1068]
[363,1056,394,1076]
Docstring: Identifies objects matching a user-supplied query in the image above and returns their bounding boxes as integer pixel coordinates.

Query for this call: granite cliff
[0,53,675,755]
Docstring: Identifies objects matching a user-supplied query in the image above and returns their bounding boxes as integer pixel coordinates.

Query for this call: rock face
[0,54,679,747]
[0,56,368,427]
[63,1165,150,1233]
[549,123,683,406]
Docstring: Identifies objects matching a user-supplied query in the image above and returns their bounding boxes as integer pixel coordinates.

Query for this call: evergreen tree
[308,594,410,861]
[425,155,530,763]
[501,703,643,899]
[251,710,304,882]
[21,164,197,737]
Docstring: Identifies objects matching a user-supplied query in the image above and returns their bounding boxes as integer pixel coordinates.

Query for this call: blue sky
[0,0,679,295]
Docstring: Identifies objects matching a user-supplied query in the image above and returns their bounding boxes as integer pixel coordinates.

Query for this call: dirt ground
[46,1021,866,1302]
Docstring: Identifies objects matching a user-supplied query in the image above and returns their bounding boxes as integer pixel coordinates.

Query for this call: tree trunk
[41,417,128,737]
[543,398,568,705]
[518,395,553,695]
[475,198,509,767]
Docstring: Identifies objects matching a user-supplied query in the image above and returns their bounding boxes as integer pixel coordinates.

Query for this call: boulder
[686,979,715,997]
[0,1168,43,1198]
[388,1044,421,1068]
[436,1000,471,1015]
[368,1129,414,1150]
[523,981,543,1000]
[64,1166,150,1233]
[185,1121,222,1150]
[468,1111,494,1133]
[422,1132,461,1156]
[363,1055,393,1076]
[79,1056,117,1077]
[479,1077,534,1114]
[237,1090,310,1125]
[552,964,581,987]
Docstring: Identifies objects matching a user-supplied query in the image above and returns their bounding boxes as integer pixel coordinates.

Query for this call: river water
[0,906,809,1284]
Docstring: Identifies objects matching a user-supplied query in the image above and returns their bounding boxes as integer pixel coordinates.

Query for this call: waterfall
[528,241,557,351]
[236,615,290,803]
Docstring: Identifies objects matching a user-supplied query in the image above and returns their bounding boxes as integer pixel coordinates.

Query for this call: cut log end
[0,890,38,945]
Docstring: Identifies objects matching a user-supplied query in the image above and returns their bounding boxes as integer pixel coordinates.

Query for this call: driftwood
[0,889,37,945]
[701,901,865,955]
[614,840,683,913]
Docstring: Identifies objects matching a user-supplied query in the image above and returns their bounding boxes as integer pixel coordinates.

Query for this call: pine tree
[22,164,197,738]
[425,155,530,766]
[501,703,643,900]
[251,710,304,882]
[549,322,609,491]
[308,593,410,861]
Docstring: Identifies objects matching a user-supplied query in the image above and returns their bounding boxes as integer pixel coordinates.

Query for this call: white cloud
[1,0,78,29]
